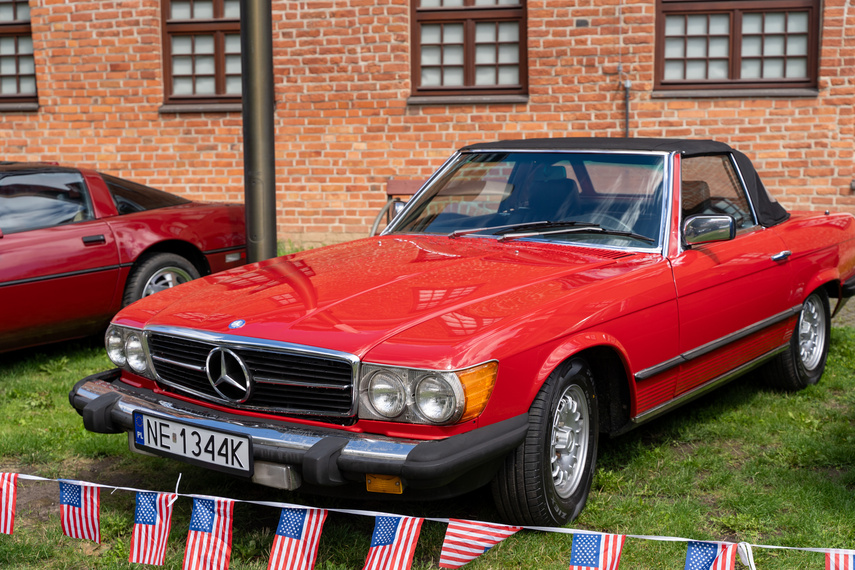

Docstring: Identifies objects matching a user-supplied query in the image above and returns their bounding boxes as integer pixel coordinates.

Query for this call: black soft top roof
[460,137,789,227]
[461,137,735,156]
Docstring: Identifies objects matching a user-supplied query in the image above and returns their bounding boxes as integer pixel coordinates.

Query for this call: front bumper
[69,370,528,497]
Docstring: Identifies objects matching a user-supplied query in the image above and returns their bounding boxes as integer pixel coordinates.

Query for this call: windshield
[390,151,667,249]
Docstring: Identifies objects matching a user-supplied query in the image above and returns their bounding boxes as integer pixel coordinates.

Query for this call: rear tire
[491,358,598,526]
[763,288,830,391]
[123,253,200,306]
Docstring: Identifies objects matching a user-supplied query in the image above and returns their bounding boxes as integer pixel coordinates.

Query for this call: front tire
[491,358,598,526]
[763,288,830,390]
[123,253,200,306]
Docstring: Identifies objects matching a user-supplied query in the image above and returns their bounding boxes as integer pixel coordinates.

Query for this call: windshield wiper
[449,220,601,238]
[448,220,554,238]
[497,224,656,244]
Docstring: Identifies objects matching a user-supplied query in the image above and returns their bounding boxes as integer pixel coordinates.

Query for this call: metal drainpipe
[240,0,277,263]
[624,79,631,138]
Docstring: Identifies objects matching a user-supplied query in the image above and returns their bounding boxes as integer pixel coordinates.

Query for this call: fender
[514,329,637,419]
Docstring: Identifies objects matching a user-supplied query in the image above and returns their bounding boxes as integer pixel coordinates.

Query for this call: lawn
[1,326,854,569]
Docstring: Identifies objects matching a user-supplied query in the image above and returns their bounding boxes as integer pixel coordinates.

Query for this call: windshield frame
[384,149,674,255]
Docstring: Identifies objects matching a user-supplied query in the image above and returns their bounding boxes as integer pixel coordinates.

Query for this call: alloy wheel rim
[798,294,826,371]
[142,267,193,297]
[550,384,589,499]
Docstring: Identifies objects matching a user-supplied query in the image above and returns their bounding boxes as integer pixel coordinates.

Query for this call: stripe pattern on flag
[268,507,327,570]
[59,482,100,543]
[827,551,855,570]
[684,541,737,570]
[129,491,177,566]
[568,533,626,570]
[0,472,17,535]
[183,497,234,570]
[438,519,522,568]
[363,515,424,570]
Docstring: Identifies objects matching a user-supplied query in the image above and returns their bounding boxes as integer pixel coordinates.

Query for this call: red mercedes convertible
[69,139,855,526]
[1,163,246,353]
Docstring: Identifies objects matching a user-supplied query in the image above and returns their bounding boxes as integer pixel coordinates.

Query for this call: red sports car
[0,163,246,353]
[69,139,855,526]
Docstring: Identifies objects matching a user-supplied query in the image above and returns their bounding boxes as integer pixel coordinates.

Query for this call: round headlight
[367,370,406,418]
[106,328,126,366]
[125,334,147,373]
[414,374,458,423]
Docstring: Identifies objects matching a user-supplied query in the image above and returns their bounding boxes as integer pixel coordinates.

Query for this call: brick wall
[2,0,853,247]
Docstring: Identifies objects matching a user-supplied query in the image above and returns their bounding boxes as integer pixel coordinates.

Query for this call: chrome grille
[147,332,356,417]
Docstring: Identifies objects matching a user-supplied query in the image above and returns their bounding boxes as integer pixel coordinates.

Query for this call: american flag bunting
[827,551,855,570]
[684,541,737,570]
[568,533,625,570]
[438,519,522,568]
[183,497,234,570]
[267,507,328,570]
[0,472,17,535]
[59,481,100,543]
[363,515,424,570]
[129,491,177,566]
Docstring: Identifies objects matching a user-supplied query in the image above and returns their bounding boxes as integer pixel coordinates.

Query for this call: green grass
[1,328,855,569]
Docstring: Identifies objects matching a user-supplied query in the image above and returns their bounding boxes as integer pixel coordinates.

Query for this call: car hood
[118,235,651,364]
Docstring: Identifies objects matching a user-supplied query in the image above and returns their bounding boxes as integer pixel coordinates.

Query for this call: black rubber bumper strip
[69,370,531,486]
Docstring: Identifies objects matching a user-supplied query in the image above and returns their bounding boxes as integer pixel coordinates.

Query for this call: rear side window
[103,174,189,214]
[0,171,92,234]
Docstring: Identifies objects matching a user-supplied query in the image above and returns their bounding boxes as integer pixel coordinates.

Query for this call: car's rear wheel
[763,288,830,391]
[491,358,598,526]
[123,253,200,306]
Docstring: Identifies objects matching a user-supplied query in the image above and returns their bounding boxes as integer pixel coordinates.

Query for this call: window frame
[0,0,37,105]
[410,0,528,99]
[161,0,241,106]
[654,0,820,92]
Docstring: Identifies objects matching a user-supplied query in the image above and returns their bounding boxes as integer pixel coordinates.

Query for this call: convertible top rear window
[391,151,666,249]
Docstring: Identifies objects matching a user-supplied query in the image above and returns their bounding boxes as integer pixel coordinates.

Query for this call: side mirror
[683,215,735,246]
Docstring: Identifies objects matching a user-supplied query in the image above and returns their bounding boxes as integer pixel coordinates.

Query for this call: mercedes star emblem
[206,347,252,403]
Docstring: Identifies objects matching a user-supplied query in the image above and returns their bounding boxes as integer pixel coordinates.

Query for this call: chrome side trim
[634,305,801,381]
[629,343,788,430]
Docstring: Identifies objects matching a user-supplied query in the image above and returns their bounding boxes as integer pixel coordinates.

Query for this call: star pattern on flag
[60,482,81,508]
[189,498,215,533]
[135,492,158,525]
[687,541,717,569]
[570,533,600,566]
[372,516,399,546]
[277,507,305,540]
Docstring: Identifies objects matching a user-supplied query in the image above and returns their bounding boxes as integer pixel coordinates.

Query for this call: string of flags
[1,471,854,569]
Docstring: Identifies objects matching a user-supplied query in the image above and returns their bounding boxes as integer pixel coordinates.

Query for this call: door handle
[82,234,106,245]
[771,250,792,262]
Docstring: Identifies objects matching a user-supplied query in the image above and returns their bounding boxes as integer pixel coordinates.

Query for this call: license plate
[132,411,253,477]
